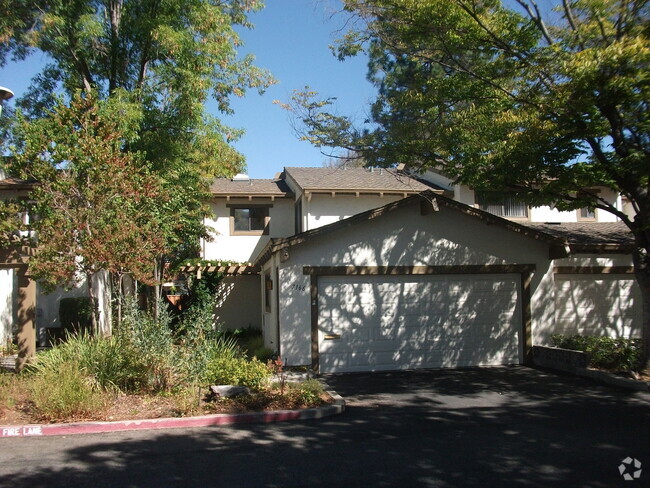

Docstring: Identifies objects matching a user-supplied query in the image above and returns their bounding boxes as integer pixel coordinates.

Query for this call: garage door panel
[318,274,522,373]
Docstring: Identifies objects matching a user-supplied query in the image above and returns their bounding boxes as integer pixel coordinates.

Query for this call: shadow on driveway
[1,366,648,488]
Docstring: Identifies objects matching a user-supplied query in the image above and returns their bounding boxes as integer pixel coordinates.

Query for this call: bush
[287,378,324,405]
[227,328,274,361]
[32,298,179,394]
[59,297,94,337]
[30,333,149,392]
[551,334,643,372]
[202,355,270,390]
[117,298,178,391]
[29,360,105,421]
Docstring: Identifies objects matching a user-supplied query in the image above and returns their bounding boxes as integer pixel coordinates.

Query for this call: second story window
[476,192,528,219]
[578,206,596,220]
[229,205,270,235]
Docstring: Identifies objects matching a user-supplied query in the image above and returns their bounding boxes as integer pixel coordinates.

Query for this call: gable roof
[209,177,293,198]
[254,191,579,265]
[284,166,441,194]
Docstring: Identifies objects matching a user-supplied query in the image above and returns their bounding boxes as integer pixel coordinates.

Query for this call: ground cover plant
[0,301,328,424]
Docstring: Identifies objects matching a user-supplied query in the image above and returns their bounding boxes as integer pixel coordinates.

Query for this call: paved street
[1,366,648,488]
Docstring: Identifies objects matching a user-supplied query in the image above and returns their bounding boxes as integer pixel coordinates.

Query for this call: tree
[284,0,650,365]
[8,94,167,332]
[3,0,274,265]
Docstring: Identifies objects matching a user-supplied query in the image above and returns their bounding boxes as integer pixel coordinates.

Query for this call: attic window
[476,192,528,219]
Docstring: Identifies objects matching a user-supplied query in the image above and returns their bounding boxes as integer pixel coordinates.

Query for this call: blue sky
[223,0,375,177]
[1,0,375,179]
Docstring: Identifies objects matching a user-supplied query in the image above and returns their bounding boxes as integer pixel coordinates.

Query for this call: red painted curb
[0,392,345,438]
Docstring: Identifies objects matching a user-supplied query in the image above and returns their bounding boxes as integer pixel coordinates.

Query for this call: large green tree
[10,94,167,332]
[3,0,273,264]
[286,0,650,364]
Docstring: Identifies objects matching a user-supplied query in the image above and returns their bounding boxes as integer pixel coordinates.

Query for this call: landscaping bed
[0,296,329,427]
[0,371,331,426]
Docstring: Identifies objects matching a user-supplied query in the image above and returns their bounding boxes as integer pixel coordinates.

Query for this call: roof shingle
[209,178,292,196]
[284,167,438,193]
[524,222,634,249]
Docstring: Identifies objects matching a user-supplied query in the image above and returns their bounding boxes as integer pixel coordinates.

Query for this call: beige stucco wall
[418,171,623,223]
[202,197,295,263]
[0,269,13,348]
[538,253,641,343]
[213,275,262,331]
[305,194,407,231]
[276,200,555,367]
[35,270,112,345]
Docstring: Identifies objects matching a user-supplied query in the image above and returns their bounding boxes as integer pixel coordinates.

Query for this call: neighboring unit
[0,174,111,361]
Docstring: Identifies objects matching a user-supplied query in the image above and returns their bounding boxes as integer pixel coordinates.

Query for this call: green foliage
[58,297,94,338]
[225,327,274,361]
[551,334,643,372]
[285,0,649,220]
[286,378,324,405]
[3,0,276,269]
[8,95,167,305]
[29,360,105,420]
[201,355,270,390]
[117,298,179,391]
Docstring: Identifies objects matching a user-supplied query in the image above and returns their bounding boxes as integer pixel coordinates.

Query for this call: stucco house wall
[274,199,555,367]
[303,193,407,231]
[0,269,14,348]
[202,197,295,263]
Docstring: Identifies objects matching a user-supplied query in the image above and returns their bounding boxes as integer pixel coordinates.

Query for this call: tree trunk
[86,271,99,336]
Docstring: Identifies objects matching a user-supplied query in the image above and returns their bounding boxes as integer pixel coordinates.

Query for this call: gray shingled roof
[284,167,437,192]
[209,177,292,196]
[524,222,634,248]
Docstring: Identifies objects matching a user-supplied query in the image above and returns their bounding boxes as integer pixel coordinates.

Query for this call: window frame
[577,206,597,221]
[475,191,529,220]
[227,204,271,236]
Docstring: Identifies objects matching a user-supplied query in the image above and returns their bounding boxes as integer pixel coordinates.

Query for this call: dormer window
[228,204,270,236]
[476,192,528,219]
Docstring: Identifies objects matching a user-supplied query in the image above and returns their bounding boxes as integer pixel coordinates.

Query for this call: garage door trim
[304,265,536,373]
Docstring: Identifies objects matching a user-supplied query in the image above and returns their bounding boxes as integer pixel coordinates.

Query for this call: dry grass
[0,373,331,426]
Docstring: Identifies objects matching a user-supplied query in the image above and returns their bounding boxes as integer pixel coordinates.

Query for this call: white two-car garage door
[318,274,523,373]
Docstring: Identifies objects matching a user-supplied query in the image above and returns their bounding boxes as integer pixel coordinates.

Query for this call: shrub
[0,371,22,414]
[551,334,643,372]
[58,297,94,338]
[202,355,270,390]
[29,360,105,421]
[241,333,274,361]
[117,298,178,391]
[287,379,324,405]
[30,333,148,392]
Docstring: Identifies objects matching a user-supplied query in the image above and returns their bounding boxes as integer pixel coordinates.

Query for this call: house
[0,173,111,366]
[195,166,641,373]
[200,167,433,336]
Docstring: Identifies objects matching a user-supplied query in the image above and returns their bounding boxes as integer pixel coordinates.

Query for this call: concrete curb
[572,367,650,392]
[531,345,650,393]
[0,388,346,439]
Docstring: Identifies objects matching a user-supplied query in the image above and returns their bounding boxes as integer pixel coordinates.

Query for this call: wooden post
[15,264,36,371]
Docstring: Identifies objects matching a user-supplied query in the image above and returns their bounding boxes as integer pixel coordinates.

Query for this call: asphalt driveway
[1,366,648,488]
